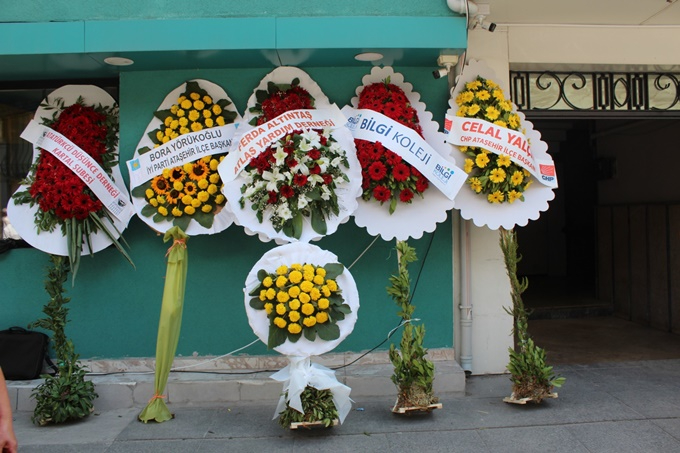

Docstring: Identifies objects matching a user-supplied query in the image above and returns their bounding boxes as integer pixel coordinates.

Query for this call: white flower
[330,156,343,167]
[309,174,324,186]
[300,129,321,148]
[321,127,332,139]
[317,157,330,173]
[297,196,309,210]
[262,167,286,192]
[273,146,288,166]
[291,161,309,175]
[329,141,342,154]
[320,185,331,201]
[276,202,293,220]
[243,185,258,198]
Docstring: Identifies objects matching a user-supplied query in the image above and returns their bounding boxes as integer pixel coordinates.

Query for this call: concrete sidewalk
[11,359,680,452]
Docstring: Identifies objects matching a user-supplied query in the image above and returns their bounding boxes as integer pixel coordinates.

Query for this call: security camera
[472,15,496,32]
[433,68,449,79]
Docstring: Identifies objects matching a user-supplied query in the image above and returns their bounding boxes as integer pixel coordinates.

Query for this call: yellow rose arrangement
[248,262,350,349]
[131,81,238,230]
[455,76,532,204]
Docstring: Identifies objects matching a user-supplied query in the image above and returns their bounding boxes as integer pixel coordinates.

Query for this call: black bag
[0,327,54,380]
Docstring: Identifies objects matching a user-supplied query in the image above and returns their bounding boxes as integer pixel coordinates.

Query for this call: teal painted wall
[1,0,451,22]
[1,65,454,359]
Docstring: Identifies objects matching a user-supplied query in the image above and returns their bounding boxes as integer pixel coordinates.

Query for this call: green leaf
[291,212,303,239]
[173,215,191,232]
[141,204,156,218]
[335,304,352,315]
[249,298,265,310]
[303,326,316,342]
[268,325,287,349]
[324,263,344,279]
[131,184,150,198]
[311,207,327,235]
[316,322,340,341]
[287,331,301,343]
[153,109,174,123]
[185,80,206,96]
[193,210,215,229]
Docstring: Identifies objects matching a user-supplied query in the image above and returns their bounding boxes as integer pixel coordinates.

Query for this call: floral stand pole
[139,226,188,423]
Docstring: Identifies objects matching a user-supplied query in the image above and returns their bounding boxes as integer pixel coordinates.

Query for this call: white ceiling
[482,0,680,25]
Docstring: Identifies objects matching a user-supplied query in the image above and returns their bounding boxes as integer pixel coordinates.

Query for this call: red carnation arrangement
[355,80,429,214]
[249,79,314,126]
[13,96,131,282]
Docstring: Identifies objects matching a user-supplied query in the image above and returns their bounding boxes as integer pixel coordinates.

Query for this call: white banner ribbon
[270,356,353,424]
[126,123,238,189]
[444,115,558,188]
[341,106,467,200]
[21,120,134,223]
[218,105,347,183]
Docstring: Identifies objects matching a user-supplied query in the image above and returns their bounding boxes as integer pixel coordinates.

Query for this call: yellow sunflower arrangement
[131,81,238,230]
[455,76,532,204]
[248,262,351,349]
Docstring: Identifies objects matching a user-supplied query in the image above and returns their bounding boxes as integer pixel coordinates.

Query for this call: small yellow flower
[507,190,522,203]
[197,191,210,203]
[193,100,205,111]
[276,303,287,315]
[173,180,184,191]
[276,265,288,275]
[466,80,482,90]
[494,120,508,128]
[289,270,303,284]
[162,136,170,144]
[179,117,189,127]
[300,281,314,293]
[303,271,315,282]
[205,118,214,128]
[317,298,330,310]
[485,106,501,121]
[207,184,218,195]
[301,303,315,316]
[264,302,273,314]
[189,92,200,101]
[176,109,185,118]
[299,293,311,304]
[158,206,168,216]
[181,99,192,110]
[263,276,273,288]
[326,280,338,292]
[456,106,468,117]
[203,95,213,105]
[170,104,179,114]
[316,312,329,324]
[276,291,290,303]
[313,275,325,285]
[181,195,193,205]
[303,316,317,328]
[475,153,490,168]
[315,267,326,277]
[180,127,190,135]
[209,159,219,171]
[202,109,212,119]
[275,275,288,288]
[184,205,196,215]
[274,317,287,329]
[511,171,524,186]
[489,168,507,184]
[289,299,301,311]
[287,323,302,334]
[310,288,321,301]
[259,289,267,301]
[191,122,203,132]
[288,286,301,298]
[214,194,225,204]
[321,286,331,297]
[266,288,276,300]
[171,207,183,217]
[149,198,159,207]
[201,205,212,213]
[469,177,483,193]
[289,311,300,322]
[464,158,474,173]
[156,130,164,142]
[164,116,173,127]
[145,188,155,199]
[488,190,505,204]
[216,116,226,126]
[212,104,222,115]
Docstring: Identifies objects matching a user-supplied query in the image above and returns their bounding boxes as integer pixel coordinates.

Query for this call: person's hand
[0,419,17,453]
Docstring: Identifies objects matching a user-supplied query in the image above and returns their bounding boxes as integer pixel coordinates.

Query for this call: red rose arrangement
[249,78,314,126]
[13,97,131,281]
[355,79,429,214]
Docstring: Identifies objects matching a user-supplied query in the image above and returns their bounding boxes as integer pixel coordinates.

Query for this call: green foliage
[500,229,565,402]
[387,241,438,408]
[29,255,98,425]
[277,386,338,428]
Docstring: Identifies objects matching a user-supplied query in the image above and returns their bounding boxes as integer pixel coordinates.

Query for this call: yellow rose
[215,194,225,204]
[181,195,193,205]
[171,207,183,217]
[209,159,219,171]
[197,191,210,203]
[209,173,220,184]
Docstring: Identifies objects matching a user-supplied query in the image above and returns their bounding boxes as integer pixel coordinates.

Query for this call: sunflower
[150,176,170,195]
[187,160,209,181]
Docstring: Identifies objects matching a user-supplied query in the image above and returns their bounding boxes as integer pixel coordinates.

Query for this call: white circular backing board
[222,67,361,244]
[130,79,240,236]
[243,242,360,357]
[448,60,556,230]
[7,85,131,256]
[348,66,457,241]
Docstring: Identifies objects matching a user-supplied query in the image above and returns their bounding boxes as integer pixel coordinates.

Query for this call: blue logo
[433,163,454,183]
[130,159,140,171]
[346,113,362,131]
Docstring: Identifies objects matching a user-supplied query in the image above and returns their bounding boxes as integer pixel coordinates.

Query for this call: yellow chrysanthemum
[214,194,225,204]
[507,190,522,204]
[321,286,331,297]
[489,168,506,183]
[302,264,314,274]
[264,302,273,314]
[288,311,300,322]
[259,289,267,301]
[464,158,474,173]
[511,171,524,186]
[276,291,289,303]
[204,118,214,128]
[191,198,201,208]
[475,153,490,168]
[197,191,210,203]
[266,288,276,300]
[207,184,218,195]
[189,92,200,101]
[181,195,193,205]
[157,206,168,216]
[178,117,189,127]
[310,288,321,301]
[316,312,329,324]
[274,317,287,329]
[171,207,183,217]
[508,114,520,129]
[197,179,209,190]
[317,298,330,310]
[291,263,303,271]
[176,109,185,118]
[181,99,192,110]
[156,195,166,205]
[149,199,159,208]
[494,120,508,128]
[303,271,315,282]
[161,136,170,144]
[184,205,195,215]
[456,106,468,117]
[202,110,212,119]
[485,106,501,121]
[193,100,205,111]
[201,205,212,213]
[216,116,226,126]
[276,303,287,315]
[301,303,315,316]
[488,190,505,204]
[170,104,179,114]
[313,275,325,285]
[276,265,288,275]
[300,281,314,293]
[303,316,317,328]
[212,104,222,115]
[467,104,481,116]
[287,323,302,334]
[275,275,288,288]
[289,270,303,284]
[499,100,513,112]
[156,130,164,142]
[288,286,301,298]
[469,177,483,193]
[191,122,203,132]
[209,159,219,171]
[299,293,311,304]
[180,127,190,135]
[164,116,173,127]
[289,299,300,311]
[466,80,482,90]
[326,280,338,292]
[263,276,273,288]
[202,95,213,105]
[476,90,491,101]
[497,155,511,168]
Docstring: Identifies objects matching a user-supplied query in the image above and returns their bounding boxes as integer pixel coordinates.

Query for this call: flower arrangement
[239,79,350,240]
[454,76,532,204]
[12,96,131,280]
[248,77,314,126]
[248,262,351,349]
[355,79,430,214]
[131,81,237,231]
[239,128,350,239]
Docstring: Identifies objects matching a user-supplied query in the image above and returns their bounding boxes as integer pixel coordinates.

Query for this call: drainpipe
[458,217,473,374]
[449,57,473,375]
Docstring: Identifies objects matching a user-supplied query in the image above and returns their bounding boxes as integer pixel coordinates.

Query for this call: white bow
[270,356,353,423]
